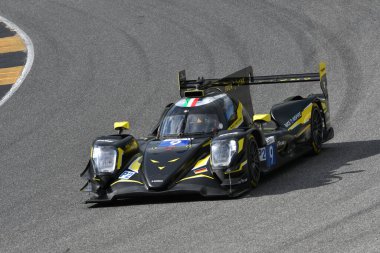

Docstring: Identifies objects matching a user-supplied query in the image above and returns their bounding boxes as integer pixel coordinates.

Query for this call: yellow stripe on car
[238,138,244,153]
[129,156,142,172]
[321,101,327,112]
[111,179,144,186]
[228,102,243,130]
[192,155,210,170]
[224,160,247,174]
[288,103,313,130]
[177,174,214,183]
[202,140,211,147]
[295,124,311,137]
[116,148,123,170]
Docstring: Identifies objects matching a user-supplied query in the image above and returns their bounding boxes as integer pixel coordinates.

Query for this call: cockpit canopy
[159,94,249,137]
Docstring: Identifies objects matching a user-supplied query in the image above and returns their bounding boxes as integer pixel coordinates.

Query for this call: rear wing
[178,62,328,102]
[251,62,328,99]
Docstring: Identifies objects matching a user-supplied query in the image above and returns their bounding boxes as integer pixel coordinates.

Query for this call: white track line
[0,15,34,108]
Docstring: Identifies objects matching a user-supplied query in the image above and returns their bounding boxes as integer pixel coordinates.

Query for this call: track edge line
[0,15,34,107]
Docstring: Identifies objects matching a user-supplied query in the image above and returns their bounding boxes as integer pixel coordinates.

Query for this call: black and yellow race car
[80,62,334,203]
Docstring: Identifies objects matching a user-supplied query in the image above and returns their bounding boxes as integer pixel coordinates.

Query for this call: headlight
[92,146,117,174]
[211,139,237,167]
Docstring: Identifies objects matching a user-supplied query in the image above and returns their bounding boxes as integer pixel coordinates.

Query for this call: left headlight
[92,146,117,174]
[211,139,237,167]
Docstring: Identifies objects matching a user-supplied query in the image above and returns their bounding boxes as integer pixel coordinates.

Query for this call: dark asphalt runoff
[0,1,379,252]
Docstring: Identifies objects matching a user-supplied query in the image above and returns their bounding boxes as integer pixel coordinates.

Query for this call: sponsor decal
[265,136,275,145]
[258,147,266,161]
[119,170,136,179]
[239,178,248,184]
[284,112,301,128]
[159,139,190,147]
[193,167,207,174]
[266,142,277,168]
[258,142,277,168]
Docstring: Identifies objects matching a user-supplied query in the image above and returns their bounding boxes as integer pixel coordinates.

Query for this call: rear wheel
[248,138,261,188]
[310,105,323,154]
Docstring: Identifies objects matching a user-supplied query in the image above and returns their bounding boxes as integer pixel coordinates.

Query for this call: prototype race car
[81,62,334,203]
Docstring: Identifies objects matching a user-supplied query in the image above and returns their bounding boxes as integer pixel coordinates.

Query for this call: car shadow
[245,139,380,197]
[88,139,380,208]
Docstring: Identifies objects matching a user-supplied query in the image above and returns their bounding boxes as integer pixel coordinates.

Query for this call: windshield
[160,110,222,137]
[160,115,185,136]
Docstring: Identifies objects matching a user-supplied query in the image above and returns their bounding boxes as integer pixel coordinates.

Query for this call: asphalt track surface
[0,1,379,252]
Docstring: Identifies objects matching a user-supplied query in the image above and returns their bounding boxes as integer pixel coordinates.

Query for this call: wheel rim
[312,109,323,147]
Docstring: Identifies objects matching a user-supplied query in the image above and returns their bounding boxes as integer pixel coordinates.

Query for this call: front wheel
[248,137,261,188]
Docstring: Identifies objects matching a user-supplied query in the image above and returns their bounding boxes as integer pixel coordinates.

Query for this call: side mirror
[253,114,271,130]
[114,121,130,134]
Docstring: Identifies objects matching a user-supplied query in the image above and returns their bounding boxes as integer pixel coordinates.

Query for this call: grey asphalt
[0,1,379,252]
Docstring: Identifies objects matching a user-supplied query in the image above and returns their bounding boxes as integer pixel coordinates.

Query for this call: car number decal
[258,148,266,161]
[119,170,136,179]
[258,143,277,168]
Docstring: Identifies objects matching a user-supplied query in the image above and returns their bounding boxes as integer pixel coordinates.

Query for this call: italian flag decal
[183,98,199,107]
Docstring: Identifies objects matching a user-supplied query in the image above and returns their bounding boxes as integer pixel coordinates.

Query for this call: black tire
[248,137,261,188]
[310,105,323,155]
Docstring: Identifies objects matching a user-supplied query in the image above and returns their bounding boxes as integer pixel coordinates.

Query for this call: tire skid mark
[159,0,319,110]
[246,0,319,97]
[30,1,154,126]
[53,1,152,81]
[224,0,328,104]
[159,0,251,68]
[127,0,216,77]
[49,1,163,129]
[112,0,217,120]
[259,1,364,132]
[28,1,178,142]
[265,200,380,253]
[12,10,74,104]
[219,0,364,132]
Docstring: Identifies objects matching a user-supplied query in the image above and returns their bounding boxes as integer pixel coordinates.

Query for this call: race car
[80,62,334,203]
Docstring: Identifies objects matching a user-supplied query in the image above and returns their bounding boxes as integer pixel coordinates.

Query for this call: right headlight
[92,146,117,174]
[211,139,237,167]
